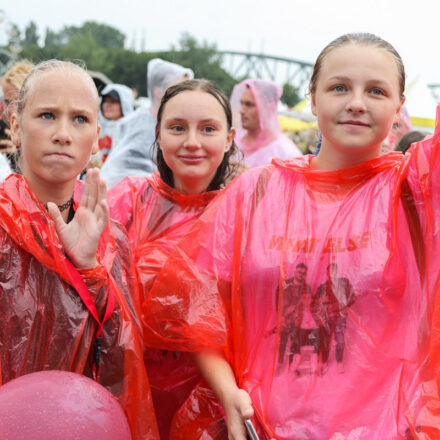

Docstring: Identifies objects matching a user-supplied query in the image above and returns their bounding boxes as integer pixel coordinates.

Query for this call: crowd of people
[0,32,439,440]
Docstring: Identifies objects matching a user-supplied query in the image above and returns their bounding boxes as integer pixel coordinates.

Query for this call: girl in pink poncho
[230,78,302,168]
[143,33,440,439]
[107,79,240,439]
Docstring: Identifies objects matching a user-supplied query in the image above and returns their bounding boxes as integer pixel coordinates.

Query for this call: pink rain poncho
[108,172,221,439]
[230,79,302,167]
[0,175,159,440]
[143,108,440,439]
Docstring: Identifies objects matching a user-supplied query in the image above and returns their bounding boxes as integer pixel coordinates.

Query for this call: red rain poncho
[0,174,159,440]
[108,172,221,438]
[144,108,440,439]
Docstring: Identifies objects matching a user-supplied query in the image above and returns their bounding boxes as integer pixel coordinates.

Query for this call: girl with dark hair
[108,78,240,439]
[142,34,440,439]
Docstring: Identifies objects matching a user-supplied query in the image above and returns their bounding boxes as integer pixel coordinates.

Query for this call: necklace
[44,197,74,212]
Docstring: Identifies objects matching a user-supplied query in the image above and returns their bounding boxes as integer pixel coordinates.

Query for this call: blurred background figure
[0,60,34,174]
[101,58,193,188]
[98,83,135,163]
[230,78,302,168]
[395,130,426,154]
[387,105,413,149]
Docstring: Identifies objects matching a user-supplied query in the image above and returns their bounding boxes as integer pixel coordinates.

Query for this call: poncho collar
[148,171,221,207]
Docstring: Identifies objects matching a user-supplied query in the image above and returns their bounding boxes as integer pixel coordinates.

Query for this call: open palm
[48,168,109,269]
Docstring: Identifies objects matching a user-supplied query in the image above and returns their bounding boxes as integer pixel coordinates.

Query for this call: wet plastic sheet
[144,107,440,439]
[0,175,159,440]
[108,172,220,438]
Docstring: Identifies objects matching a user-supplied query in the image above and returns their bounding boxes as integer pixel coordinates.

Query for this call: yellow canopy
[279,114,317,131]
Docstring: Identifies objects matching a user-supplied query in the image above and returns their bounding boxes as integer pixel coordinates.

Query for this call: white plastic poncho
[0,154,11,182]
[100,59,194,189]
[99,83,135,141]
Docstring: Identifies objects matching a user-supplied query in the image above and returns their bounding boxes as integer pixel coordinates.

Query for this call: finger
[79,168,92,208]
[86,168,99,210]
[47,202,65,232]
[96,177,108,209]
[96,199,110,233]
[237,390,254,419]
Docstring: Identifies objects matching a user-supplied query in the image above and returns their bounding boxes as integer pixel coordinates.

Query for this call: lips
[178,155,206,164]
[46,152,74,159]
[339,120,370,127]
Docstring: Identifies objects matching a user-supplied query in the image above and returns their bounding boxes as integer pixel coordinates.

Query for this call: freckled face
[12,70,99,187]
[311,44,403,156]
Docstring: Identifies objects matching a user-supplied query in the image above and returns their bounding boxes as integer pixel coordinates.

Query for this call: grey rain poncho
[99,83,135,141]
[100,59,194,188]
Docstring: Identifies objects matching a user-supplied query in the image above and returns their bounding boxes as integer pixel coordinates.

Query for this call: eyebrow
[33,105,94,115]
[164,117,222,124]
[327,76,390,87]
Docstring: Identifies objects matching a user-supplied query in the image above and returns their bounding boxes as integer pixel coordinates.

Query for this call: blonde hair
[309,33,405,99]
[16,59,99,117]
[3,60,34,90]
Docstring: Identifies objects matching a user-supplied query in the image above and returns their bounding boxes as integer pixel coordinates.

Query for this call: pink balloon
[0,370,132,440]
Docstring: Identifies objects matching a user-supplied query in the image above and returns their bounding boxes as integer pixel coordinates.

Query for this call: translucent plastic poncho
[101,59,194,188]
[143,108,440,439]
[0,175,159,440]
[108,172,220,438]
[230,79,302,167]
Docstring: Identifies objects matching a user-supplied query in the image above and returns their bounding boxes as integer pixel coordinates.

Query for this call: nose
[52,118,72,145]
[345,91,367,114]
[183,128,201,149]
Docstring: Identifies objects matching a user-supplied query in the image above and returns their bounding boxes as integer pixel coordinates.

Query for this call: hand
[48,168,109,269]
[0,128,16,153]
[223,388,254,440]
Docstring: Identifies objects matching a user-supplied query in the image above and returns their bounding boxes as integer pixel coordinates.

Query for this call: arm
[193,349,254,440]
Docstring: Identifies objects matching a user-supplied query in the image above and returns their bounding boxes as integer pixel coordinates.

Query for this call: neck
[174,176,211,196]
[312,142,381,171]
[241,126,261,146]
[25,175,75,222]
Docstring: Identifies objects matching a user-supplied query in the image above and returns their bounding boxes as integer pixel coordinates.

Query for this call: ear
[393,97,405,125]
[91,124,101,155]
[10,113,21,147]
[225,127,236,152]
[311,93,317,117]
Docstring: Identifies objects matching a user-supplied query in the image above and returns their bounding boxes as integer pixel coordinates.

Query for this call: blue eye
[333,85,346,92]
[170,125,184,132]
[370,88,384,96]
[40,112,54,120]
[75,115,88,124]
[203,126,215,133]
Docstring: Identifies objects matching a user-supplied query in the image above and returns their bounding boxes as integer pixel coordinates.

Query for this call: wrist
[74,257,99,270]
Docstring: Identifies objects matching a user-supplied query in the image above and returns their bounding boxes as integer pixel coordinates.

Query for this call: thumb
[47,202,65,232]
[237,390,254,419]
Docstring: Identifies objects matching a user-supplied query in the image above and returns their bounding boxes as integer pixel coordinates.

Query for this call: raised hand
[48,168,109,269]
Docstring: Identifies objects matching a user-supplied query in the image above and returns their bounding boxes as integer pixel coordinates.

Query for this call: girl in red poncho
[143,34,440,439]
[2,60,159,440]
[108,79,240,439]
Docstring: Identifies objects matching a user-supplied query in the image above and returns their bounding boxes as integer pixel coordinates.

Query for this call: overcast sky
[3,0,440,117]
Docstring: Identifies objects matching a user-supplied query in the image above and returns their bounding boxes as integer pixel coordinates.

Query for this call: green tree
[159,33,237,95]
[281,82,301,107]
[23,21,39,46]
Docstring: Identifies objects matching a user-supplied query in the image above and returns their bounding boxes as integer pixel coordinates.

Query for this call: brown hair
[309,33,405,99]
[153,79,241,191]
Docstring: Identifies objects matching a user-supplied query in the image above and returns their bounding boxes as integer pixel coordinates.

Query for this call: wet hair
[296,263,308,270]
[3,60,34,90]
[395,130,425,154]
[309,33,405,99]
[153,79,241,191]
[16,59,99,119]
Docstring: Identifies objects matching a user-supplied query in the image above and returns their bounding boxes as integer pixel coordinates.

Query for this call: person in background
[0,60,34,172]
[101,59,193,188]
[395,130,426,154]
[230,78,302,167]
[98,83,135,163]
